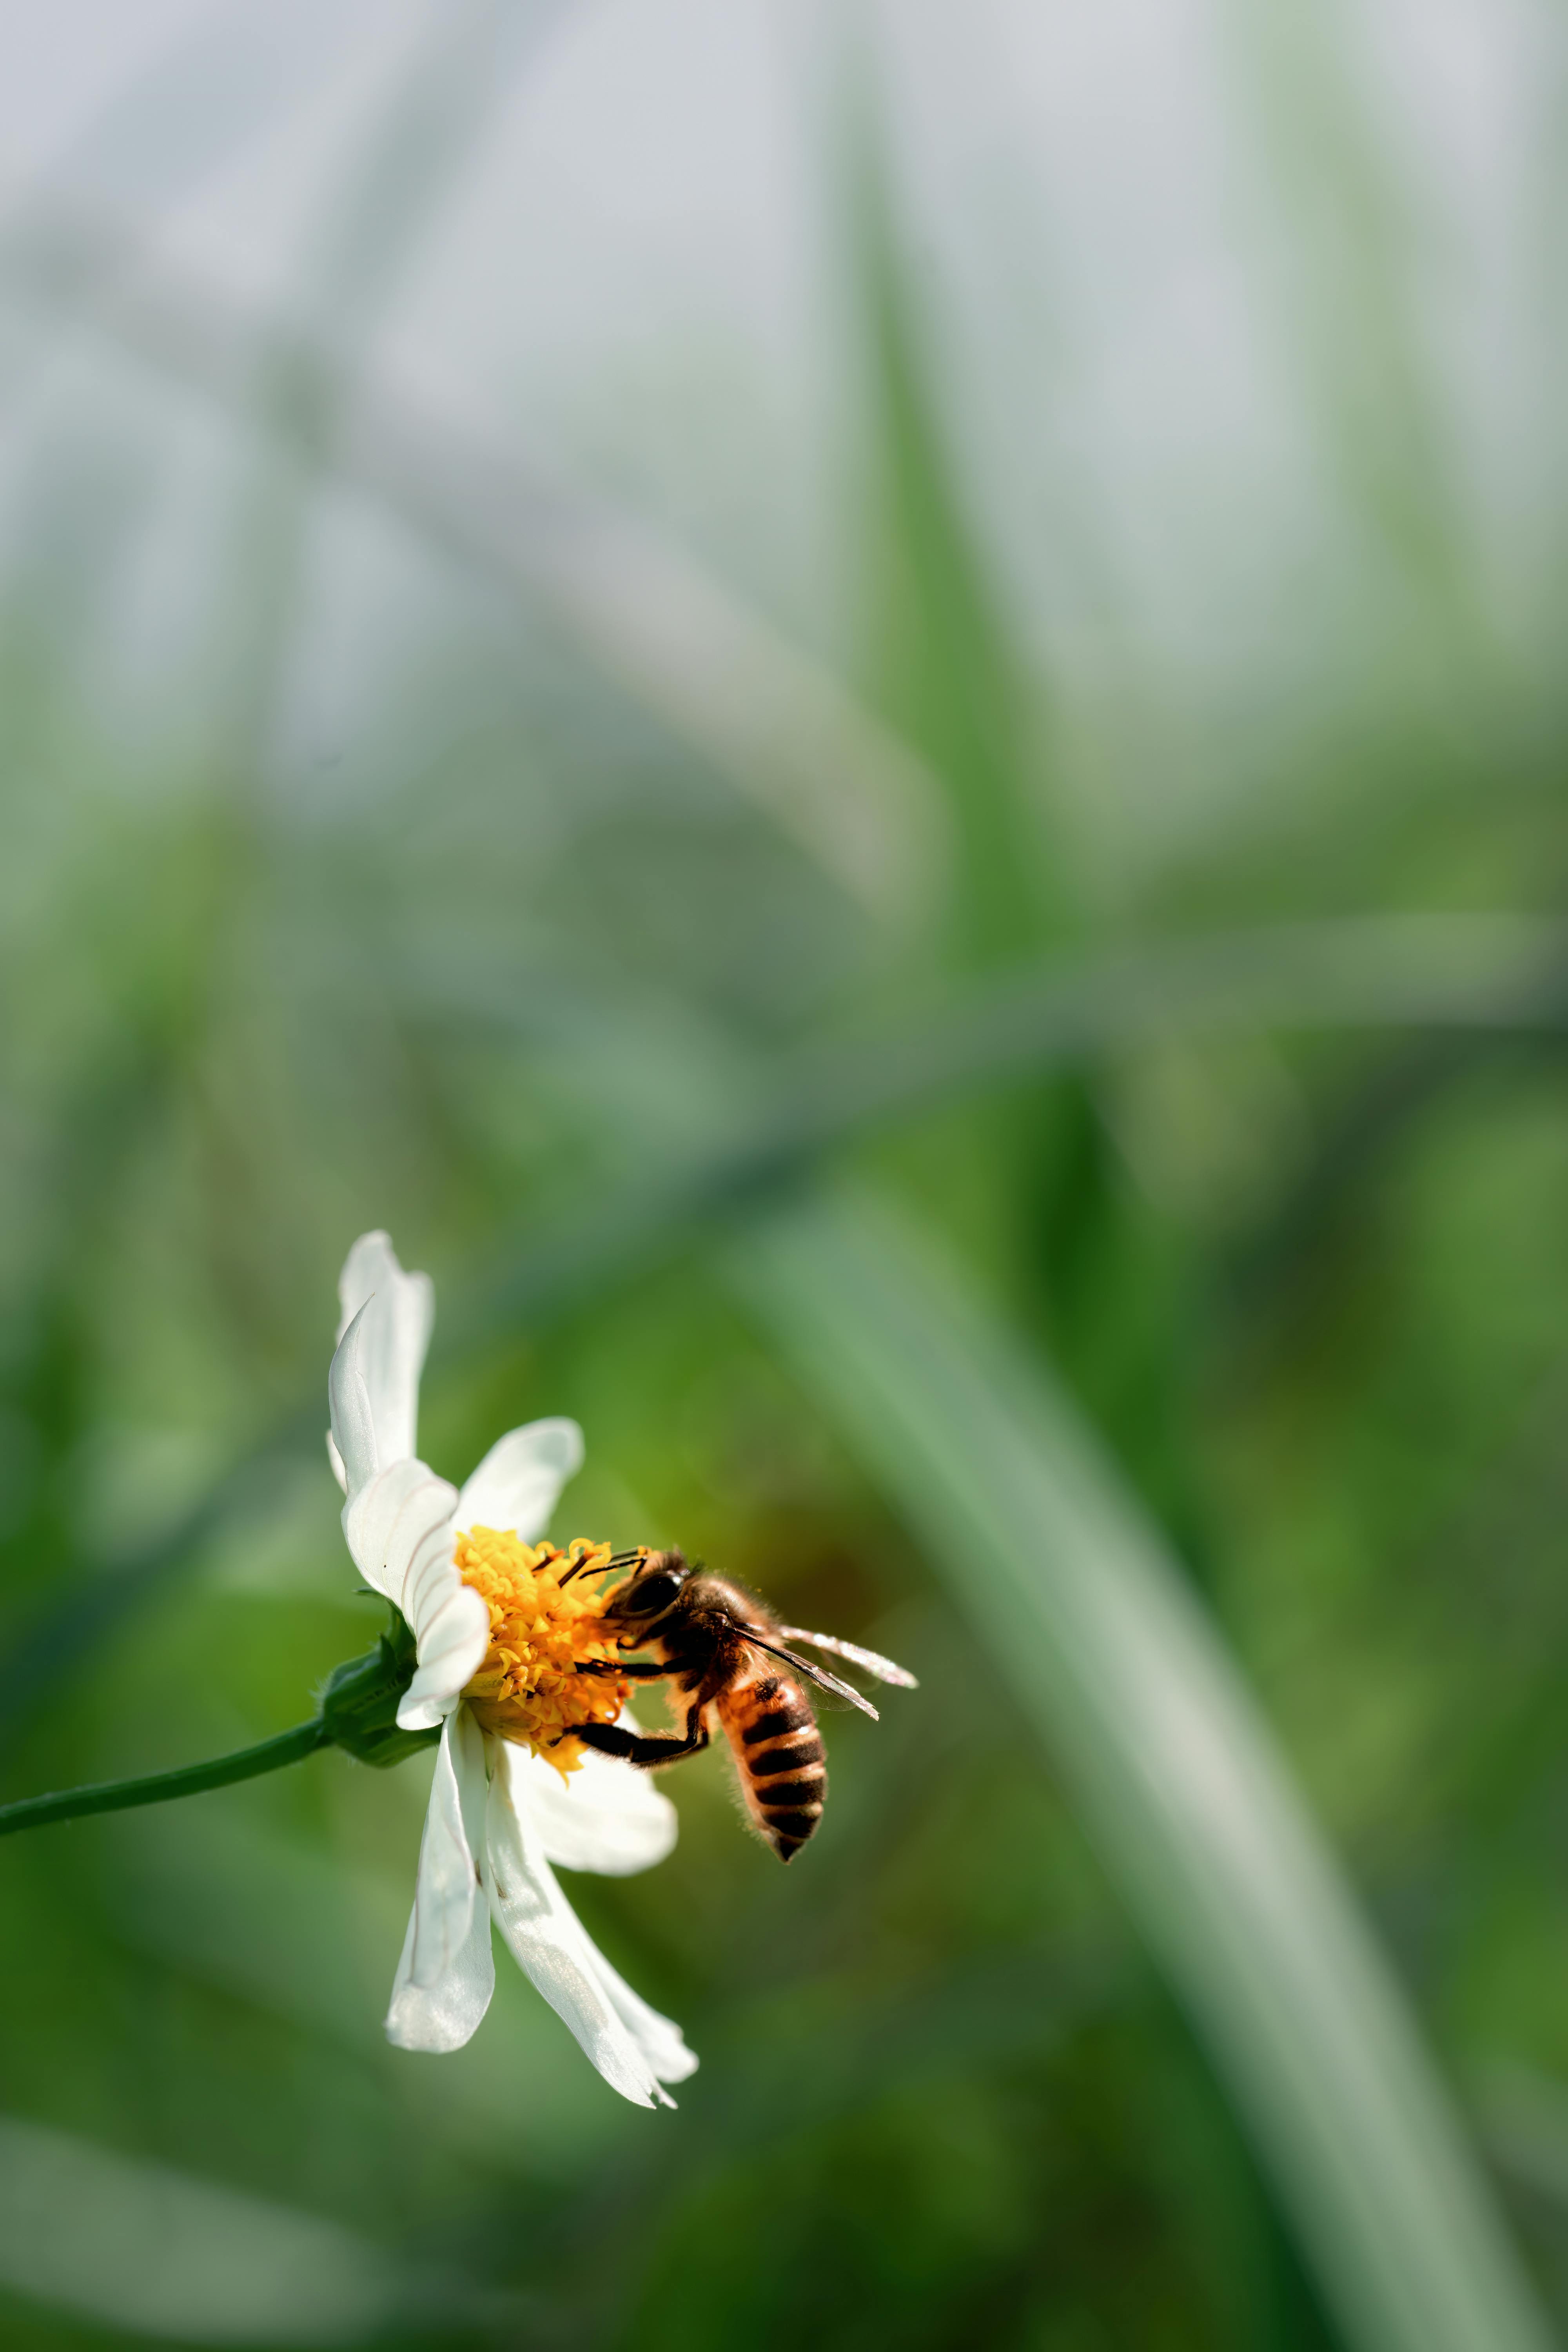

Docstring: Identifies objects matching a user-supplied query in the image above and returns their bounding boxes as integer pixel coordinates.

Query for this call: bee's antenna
[560,1545,646,1588]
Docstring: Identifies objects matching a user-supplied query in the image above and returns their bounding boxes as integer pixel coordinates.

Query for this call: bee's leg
[571,1719,710,1769]
[573,1660,668,1680]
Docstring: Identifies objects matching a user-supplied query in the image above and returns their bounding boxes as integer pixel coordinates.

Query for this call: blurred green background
[4,1,1568,2346]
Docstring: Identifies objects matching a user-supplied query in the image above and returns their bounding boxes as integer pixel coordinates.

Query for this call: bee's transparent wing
[778,1627,918,1690]
[741,1632,880,1720]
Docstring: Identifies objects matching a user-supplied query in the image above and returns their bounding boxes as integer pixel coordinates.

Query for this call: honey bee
[564,1549,916,1861]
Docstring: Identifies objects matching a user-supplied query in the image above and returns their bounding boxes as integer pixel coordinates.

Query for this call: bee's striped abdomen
[721,1673,827,1862]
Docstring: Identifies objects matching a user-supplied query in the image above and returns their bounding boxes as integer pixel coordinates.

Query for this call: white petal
[326,1428,349,1496]
[341,1458,488,1725]
[513,1735,680,1877]
[584,1940,701,2087]
[386,1713,495,2053]
[327,1304,378,1499]
[396,1577,491,1731]
[484,1742,695,2107]
[455,1418,583,1541]
[341,1456,458,1612]
[334,1231,434,1471]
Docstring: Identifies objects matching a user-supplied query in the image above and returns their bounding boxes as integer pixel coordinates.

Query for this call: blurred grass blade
[515,505,945,924]
[459,911,1568,1339]
[0,0,368,391]
[1221,0,1477,637]
[0,193,946,927]
[1476,2065,1568,2216]
[0,2114,459,2343]
[205,0,541,760]
[851,131,1235,1539]
[298,0,567,343]
[855,128,1063,965]
[5,912,1567,1766]
[730,1184,1553,2352]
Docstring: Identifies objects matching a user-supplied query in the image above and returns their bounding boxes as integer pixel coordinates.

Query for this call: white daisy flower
[325,1230,696,2110]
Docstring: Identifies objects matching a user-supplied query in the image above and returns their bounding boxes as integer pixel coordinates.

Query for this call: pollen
[458,1530,631,1772]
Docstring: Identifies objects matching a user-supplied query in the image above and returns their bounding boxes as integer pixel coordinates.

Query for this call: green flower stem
[0,1717,330,1840]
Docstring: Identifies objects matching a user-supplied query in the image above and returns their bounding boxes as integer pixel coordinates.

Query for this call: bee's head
[602,1548,691,1627]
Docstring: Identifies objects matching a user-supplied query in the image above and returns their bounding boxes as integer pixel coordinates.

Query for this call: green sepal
[319,1612,442,1769]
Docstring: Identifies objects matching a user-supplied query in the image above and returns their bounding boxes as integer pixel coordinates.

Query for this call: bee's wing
[777,1627,918,1691]
[741,1632,880,1721]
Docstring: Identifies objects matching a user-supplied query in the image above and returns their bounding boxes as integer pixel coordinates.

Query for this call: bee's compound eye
[626,1570,682,1616]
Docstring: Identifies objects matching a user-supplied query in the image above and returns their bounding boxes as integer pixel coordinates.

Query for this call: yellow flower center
[457,1530,632,1772]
